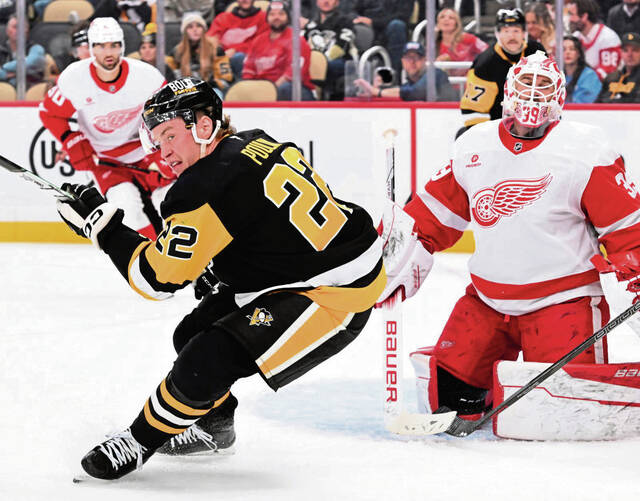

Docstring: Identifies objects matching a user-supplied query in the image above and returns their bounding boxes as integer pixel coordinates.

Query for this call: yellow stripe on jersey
[257,304,353,378]
[145,204,233,286]
[460,69,499,115]
[299,265,387,312]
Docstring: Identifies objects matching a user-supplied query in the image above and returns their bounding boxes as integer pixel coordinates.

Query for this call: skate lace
[170,424,218,451]
[98,429,147,471]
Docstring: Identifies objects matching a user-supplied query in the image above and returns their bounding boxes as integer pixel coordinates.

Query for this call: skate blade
[157,444,236,457]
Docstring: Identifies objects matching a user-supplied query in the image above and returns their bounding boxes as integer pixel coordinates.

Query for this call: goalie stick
[395,298,640,437]
[380,129,458,435]
[0,153,76,200]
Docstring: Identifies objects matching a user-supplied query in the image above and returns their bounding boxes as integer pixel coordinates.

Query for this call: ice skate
[156,393,237,456]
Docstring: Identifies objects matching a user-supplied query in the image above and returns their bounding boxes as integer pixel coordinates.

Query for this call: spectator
[435,8,488,77]
[206,0,269,79]
[353,41,457,101]
[563,35,602,102]
[166,0,215,23]
[139,23,177,81]
[525,2,556,55]
[607,0,640,39]
[459,8,545,134]
[90,0,153,32]
[346,0,414,76]
[598,31,640,102]
[54,21,91,74]
[0,14,45,87]
[0,0,14,24]
[172,11,233,98]
[303,0,356,100]
[243,1,316,101]
[567,0,621,80]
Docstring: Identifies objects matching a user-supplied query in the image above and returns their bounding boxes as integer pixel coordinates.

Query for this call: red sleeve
[207,13,229,39]
[581,156,640,254]
[241,40,258,79]
[39,84,77,142]
[235,13,268,53]
[595,46,621,80]
[404,162,471,253]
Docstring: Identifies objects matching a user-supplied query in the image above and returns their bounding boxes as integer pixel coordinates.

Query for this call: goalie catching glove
[376,200,434,307]
[56,183,123,249]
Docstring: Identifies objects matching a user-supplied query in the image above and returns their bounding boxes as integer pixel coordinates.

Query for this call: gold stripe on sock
[159,379,212,417]
[143,400,187,435]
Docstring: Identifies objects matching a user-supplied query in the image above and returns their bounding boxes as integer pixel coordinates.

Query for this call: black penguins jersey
[101,129,384,310]
[460,41,546,127]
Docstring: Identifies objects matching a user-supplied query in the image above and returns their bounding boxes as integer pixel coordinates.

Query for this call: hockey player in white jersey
[379,50,640,439]
[39,17,175,240]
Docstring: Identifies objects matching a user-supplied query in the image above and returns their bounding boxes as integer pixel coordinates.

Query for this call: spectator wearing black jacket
[303,0,356,99]
[607,0,640,39]
[598,31,640,102]
[346,0,414,76]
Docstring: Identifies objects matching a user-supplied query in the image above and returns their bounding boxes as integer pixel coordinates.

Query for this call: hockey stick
[0,154,76,200]
[399,298,640,437]
[96,158,151,174]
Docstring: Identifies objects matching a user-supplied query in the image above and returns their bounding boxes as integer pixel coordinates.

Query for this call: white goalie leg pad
[494,360,640,440]
[409,346,439,414]
[105,182,151,232]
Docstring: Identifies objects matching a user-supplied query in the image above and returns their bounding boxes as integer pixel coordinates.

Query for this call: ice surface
[2,244,640,500]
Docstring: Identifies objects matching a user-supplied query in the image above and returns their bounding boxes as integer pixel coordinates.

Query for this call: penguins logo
[247,308,274,327]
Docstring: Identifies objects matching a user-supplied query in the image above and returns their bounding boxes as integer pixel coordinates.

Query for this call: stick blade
[386,411,458,436]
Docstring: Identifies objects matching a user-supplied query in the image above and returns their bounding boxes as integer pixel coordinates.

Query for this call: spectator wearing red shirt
[242,1,316,100]
[206,0,269,78]
[435,8,488,77]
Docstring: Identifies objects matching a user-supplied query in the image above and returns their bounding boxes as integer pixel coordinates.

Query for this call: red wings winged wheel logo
[471,174,553,227]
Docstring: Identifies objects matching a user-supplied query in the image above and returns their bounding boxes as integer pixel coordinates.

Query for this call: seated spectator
[0,14,45,87]
[90,0,152,32]
[435,8,488,77]
[607,0,640,39]
[53,21,91,74]
[598,31,640,102]
[166,0,215,23]
[206,0,269,79]
[172,11,233,97]
[567,0,621,80]
[243,0,316,100]
[346,0,414,77]
[303,0,357,100]
[139,23,177,81]
[525,2,556,55]
[353,41,457,101]
[563,35,602,103]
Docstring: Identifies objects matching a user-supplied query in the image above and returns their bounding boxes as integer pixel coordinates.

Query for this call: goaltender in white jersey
[40,17,174,240]
[379,51,640,440]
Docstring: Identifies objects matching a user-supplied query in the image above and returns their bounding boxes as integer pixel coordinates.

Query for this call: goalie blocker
[411,347,640,440]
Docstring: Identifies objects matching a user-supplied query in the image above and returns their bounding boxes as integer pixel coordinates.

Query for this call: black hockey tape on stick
[443,299,640,437]
[0,153,76,200]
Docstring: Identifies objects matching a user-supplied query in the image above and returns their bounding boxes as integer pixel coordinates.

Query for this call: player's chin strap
[192,120,221,159]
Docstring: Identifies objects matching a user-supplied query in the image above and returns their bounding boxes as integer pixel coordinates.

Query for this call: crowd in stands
[2,0,640,103]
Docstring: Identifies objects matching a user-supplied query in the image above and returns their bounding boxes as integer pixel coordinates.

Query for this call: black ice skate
[157,393,237,456]
[80,428,154,480]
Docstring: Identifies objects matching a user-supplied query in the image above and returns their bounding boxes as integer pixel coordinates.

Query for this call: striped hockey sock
[129,376,230,449]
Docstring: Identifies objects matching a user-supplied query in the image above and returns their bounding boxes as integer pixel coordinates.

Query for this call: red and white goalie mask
[502,51,566,138]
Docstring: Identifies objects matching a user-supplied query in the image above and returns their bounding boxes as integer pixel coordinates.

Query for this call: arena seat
[309,50,327,99]
[25,82,49,101]
[225,80,277,101]
[29,22,72,62]
[0,82,16,101]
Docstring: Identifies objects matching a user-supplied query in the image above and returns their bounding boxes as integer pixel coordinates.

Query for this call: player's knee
[410,346,488,418]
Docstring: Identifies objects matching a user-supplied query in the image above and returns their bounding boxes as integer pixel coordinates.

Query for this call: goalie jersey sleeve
[99,129,382,308]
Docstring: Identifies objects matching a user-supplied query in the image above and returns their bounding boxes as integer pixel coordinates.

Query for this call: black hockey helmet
[140,77,223,153]
[496,8,525,29]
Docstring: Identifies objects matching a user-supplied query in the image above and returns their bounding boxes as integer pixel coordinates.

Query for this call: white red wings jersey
[405,119,640,315]
[39,58,165,163]
[575,24,621,80]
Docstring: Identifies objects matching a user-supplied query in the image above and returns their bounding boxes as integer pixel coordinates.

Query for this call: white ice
[1,244,640,500]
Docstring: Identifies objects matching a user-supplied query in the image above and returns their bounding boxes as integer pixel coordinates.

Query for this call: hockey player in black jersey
[458,8,546,136]
[56,77,385,480]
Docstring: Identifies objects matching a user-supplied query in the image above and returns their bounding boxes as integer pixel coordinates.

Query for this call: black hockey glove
[56,183,123,249]
[193,260,219,300]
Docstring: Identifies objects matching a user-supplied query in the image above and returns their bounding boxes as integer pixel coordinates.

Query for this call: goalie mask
[502,51,566,138]
[88,17,125,59]
[140,77,223,157]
